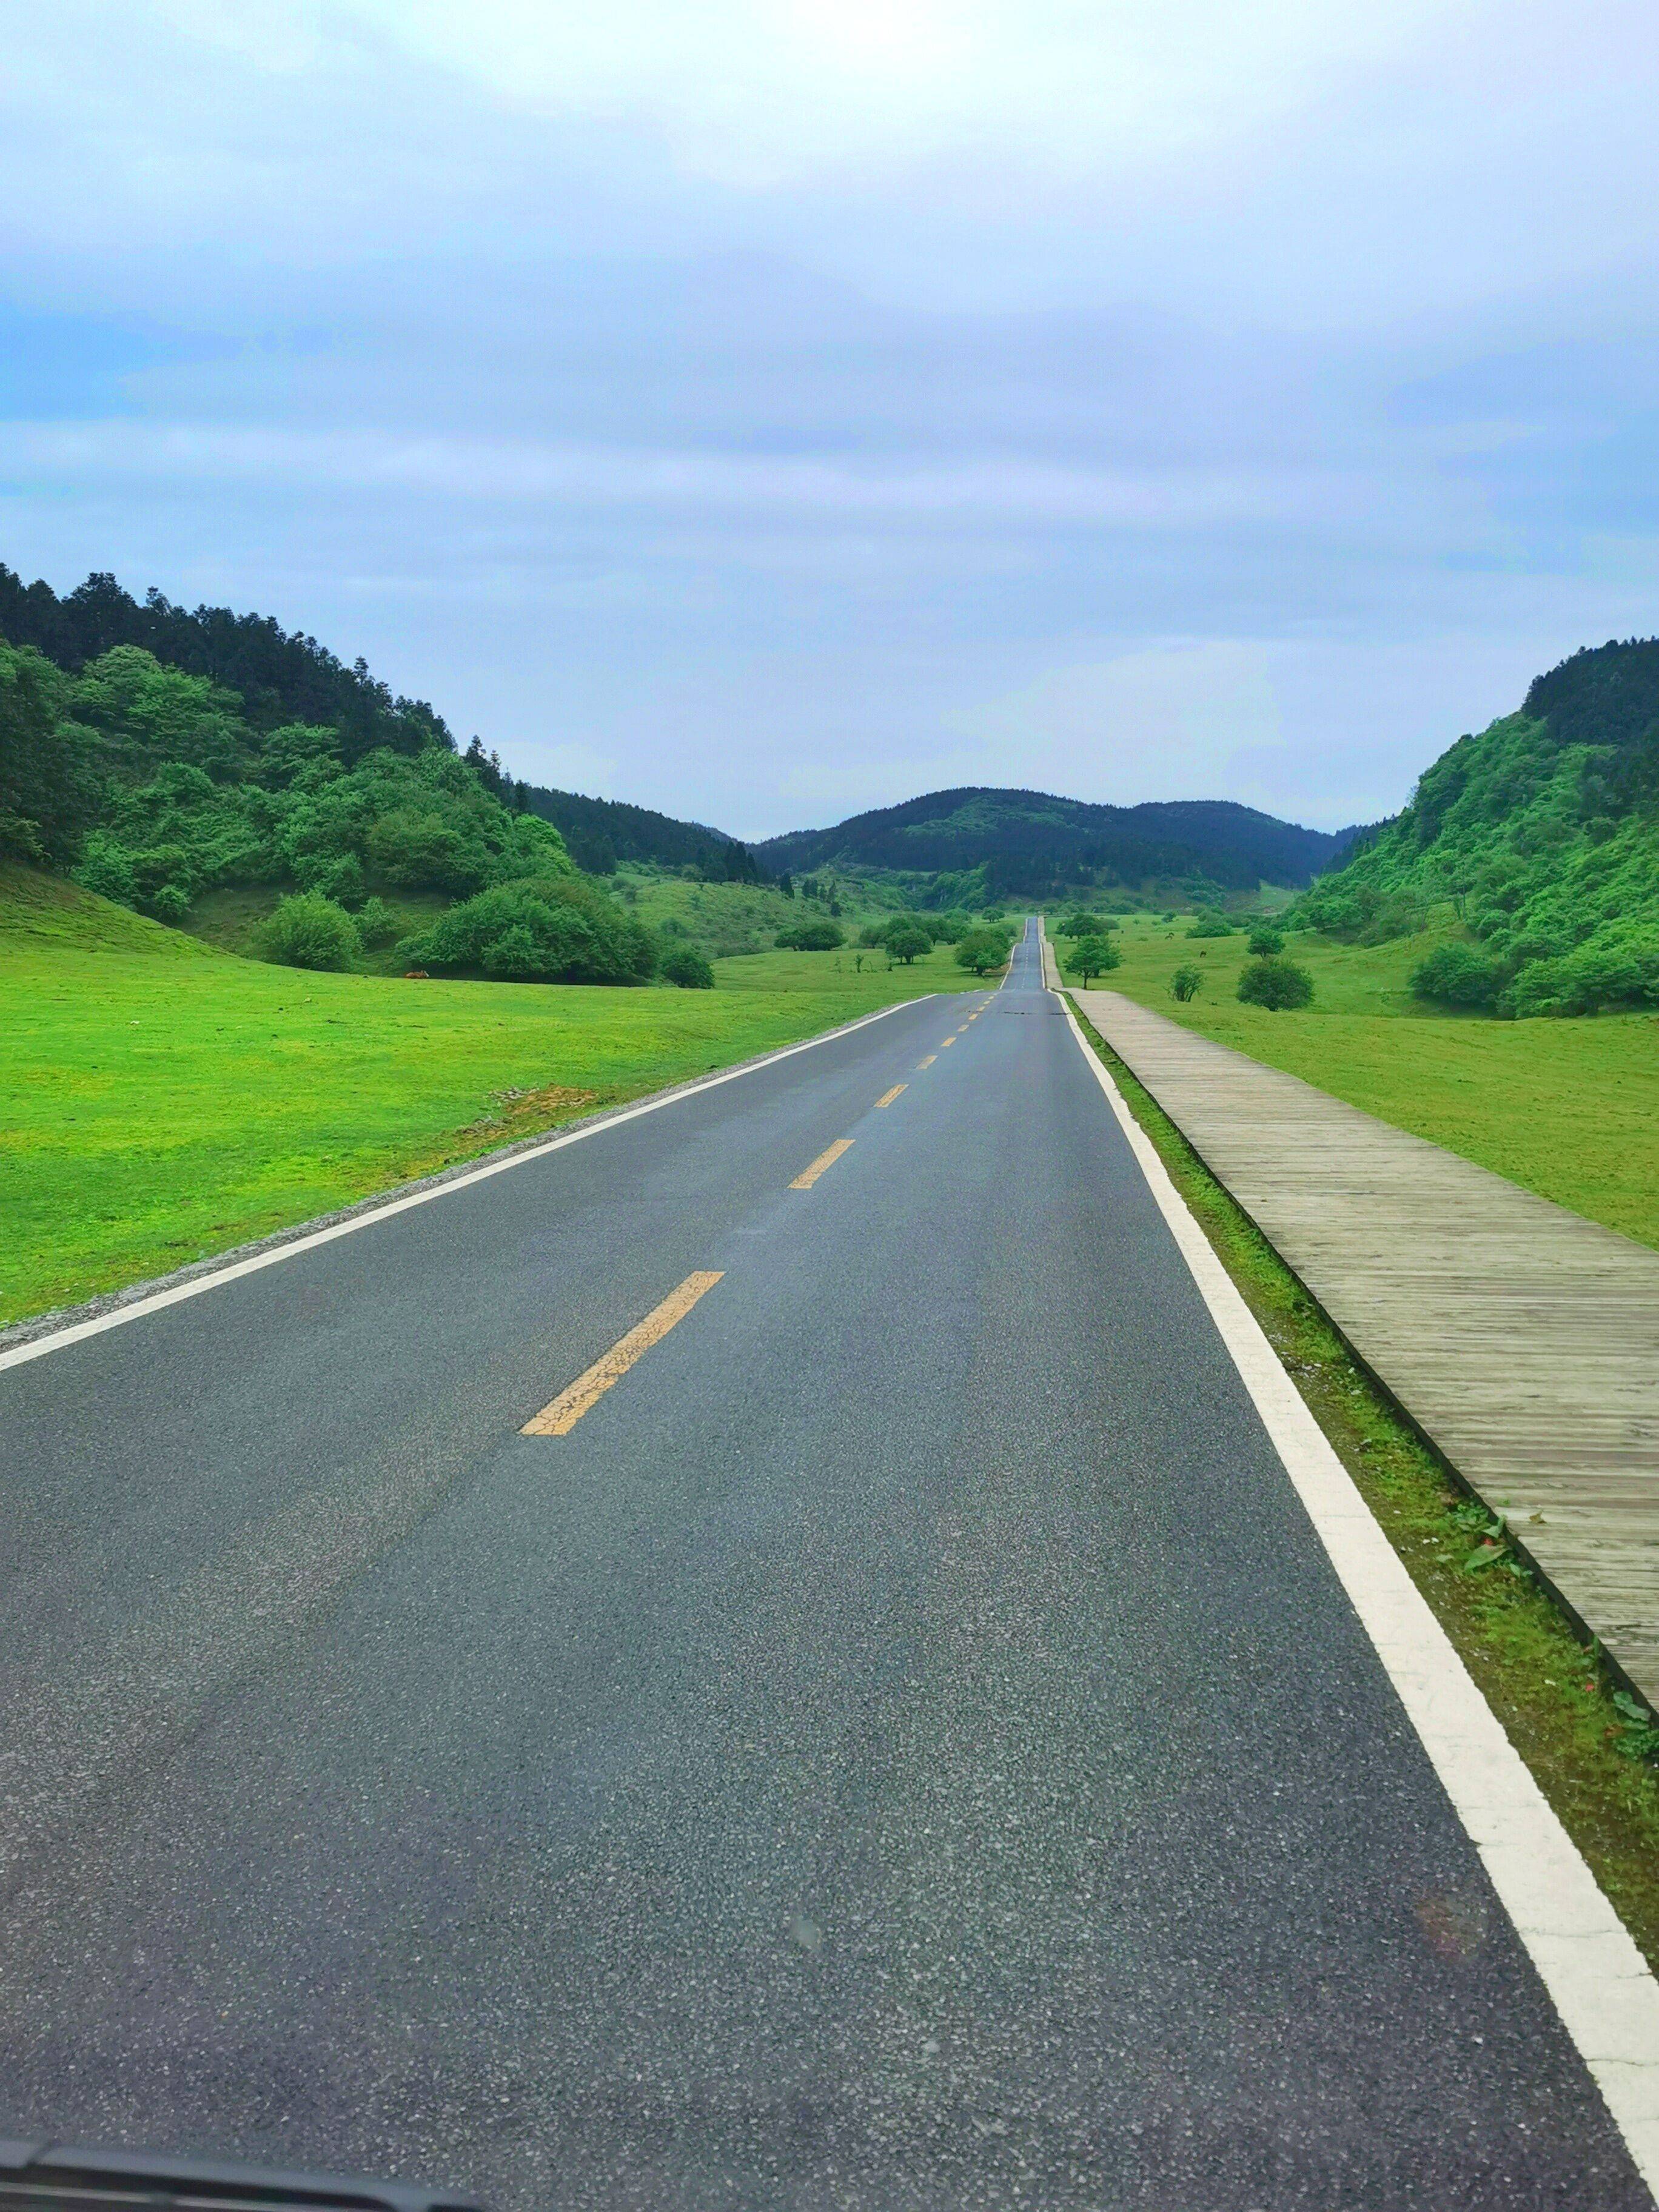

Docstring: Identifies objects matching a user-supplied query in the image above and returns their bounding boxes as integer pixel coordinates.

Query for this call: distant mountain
[757,787,1346,902]
[1295,637,1659,1014]
[518,783,767,881]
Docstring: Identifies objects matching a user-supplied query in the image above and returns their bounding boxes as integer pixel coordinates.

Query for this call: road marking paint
[0,998,933,1377]
[522,1271,723,1435]
[940,1036,955,1047]
[1059,994,1659,2197]
[916,1055,936,1069]
[875,1085,907,1108]
[790,1138,854,1189]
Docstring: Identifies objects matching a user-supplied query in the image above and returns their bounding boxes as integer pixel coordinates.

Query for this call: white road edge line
[0,997,920,1377]
[1059,990,1659,2199]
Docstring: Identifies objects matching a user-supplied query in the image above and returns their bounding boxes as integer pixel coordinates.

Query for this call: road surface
[0,925,1645,2208]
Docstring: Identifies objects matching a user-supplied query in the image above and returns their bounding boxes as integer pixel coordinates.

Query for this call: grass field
[1062,913,1659,1253]
[1,866,979,1327]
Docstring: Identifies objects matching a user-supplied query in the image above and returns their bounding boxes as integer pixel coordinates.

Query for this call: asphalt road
[0,925,1644,2210]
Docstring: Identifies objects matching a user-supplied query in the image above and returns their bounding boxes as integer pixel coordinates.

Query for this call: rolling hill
[759,787,1349,904]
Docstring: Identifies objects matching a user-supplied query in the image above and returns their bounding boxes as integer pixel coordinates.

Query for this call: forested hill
[0,563,450,761]
[519,784,766,881]
[1295,637,1659,1014]
[759,787,1347,902]
[0,561,767,883]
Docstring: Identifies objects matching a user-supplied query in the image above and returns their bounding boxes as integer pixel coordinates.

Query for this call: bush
[1237,956,1314,1010]
[1410,940,1504,1010]
[1068,934,1121,984]
[356,896,398,948]
[885,922,932,965]
[660,943,715,988]
[399,875,657,984]
[776,919,844,951]
[1505,936,1659,1016]
[1187,910,1233,938]
[1170,964,1204,1002]
[956,927,1013,975]
[259,892,361,971]
[1247,927,1285,956]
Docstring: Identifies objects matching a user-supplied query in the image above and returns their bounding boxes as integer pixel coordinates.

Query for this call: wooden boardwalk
[1072,988,1659,1706]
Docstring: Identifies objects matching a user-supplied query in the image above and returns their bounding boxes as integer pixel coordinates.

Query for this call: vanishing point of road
[0,925,1646,2208]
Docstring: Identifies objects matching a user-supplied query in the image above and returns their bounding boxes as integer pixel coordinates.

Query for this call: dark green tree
[885,922,931,964]
[1237,956,1314,1009]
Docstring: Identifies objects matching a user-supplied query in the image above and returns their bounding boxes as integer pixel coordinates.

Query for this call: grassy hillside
[760,786,1346,905]
[1079,914,1659,1252]
[1295,638,1659,1014]
[0,867,977,1326]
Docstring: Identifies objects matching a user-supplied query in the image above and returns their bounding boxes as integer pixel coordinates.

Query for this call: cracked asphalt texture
[0,925,1644,2209]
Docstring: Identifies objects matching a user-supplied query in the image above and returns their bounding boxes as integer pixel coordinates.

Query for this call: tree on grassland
[956,927,1013,975]
[885,922,932,964]
[1068,934,1121,986]
[1237,956,1314,1009]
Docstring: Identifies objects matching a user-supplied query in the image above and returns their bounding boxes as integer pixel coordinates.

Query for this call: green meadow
[1071,913,1659,1253]
[0,866,976,1326]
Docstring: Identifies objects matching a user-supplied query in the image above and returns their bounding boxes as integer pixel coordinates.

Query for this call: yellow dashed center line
[916,1055,936,1069]
[940,1036,955,1047]
[874,1084,907,1108]
[791,1138,854,1190]
[522,1271,724,1436]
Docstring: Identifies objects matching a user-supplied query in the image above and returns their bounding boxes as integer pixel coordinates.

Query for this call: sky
[2,1,1657,839]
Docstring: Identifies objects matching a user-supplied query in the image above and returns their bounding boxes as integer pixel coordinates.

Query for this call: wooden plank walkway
[1072,988,1659,1706]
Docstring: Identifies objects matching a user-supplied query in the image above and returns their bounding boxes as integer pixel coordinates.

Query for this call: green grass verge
[1072,914,1659,1252]
[1067,998,1659,1970]
[1,866,976,1327]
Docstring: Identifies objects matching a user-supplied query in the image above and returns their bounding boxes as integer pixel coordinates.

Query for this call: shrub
[660,943,715,988]
[776,919,844,950]
[1237,956,1314,1010]
[400,875,656,984]
[1247,927,1285,956]
[1170,964,1204,1001]
[1187,910,1233,938]
[1410,941,1504,1010]
[147,882,192,925]
[355,896,398,947]
[1068,934,1121,984]
[885,922,932,965]
[258,892,361,971]
[1505,935,1659,1016]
